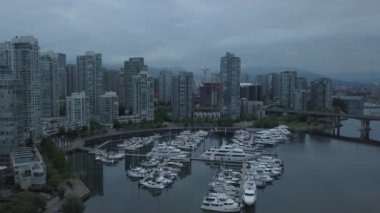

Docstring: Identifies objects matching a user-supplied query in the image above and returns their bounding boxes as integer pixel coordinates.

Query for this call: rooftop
[10,147,43,165]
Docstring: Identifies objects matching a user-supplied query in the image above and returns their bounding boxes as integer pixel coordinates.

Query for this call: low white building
[10,146,46,190]
[66,91,90,128]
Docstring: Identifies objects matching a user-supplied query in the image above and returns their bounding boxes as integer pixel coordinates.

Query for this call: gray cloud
[1,0,379,79]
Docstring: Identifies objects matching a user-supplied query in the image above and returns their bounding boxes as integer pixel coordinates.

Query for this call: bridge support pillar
[334,116,342,137]
[359,119,371,141]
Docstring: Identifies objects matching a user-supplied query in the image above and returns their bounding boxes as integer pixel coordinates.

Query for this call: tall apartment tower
[66,64,79,96]
[280,71,297,108]
[219,52,241,119]
[296,77,307,90]
[132,71,154,121]
[123,57,147,112]
[40,51,61,118]
[77,51,103,116]
[0,65,25,155]
[255,74,269,104]
[103,70,120,94]
[99,92,119,125]
[118,71,125,108]
[172,72,193,120]
[158,69,172,104]
[310,78,333,111]
[291,89,307,111]
[66,91,90,128]
[0,36,41,133]
[57,53,67,100]
[268,73,281,102]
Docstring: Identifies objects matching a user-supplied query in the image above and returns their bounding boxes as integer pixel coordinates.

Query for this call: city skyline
[1,0,379,82]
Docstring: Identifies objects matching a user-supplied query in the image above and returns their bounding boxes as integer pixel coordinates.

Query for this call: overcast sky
[1,0,379,79]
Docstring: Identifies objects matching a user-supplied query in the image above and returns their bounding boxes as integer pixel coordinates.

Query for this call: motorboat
[201,144,255,162]
[139,179,165,189]
[200,193,241,212]
[127,167,148,179]
[242,181,257,206]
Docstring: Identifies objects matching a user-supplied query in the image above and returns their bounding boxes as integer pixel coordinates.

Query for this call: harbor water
[69,131,380,213]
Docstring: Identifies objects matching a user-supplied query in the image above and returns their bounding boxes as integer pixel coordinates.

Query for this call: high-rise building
[240,83,262,101]
[158,69,172,104]
[268,73,281,102]
[291,89,307,111]
[118,71,125,108]
[219,52,241,119]
[172,72,193,119]
[0,65,25,155]
[99,92,119,125]
[123,57,147,112]
[256,73,280,104]
[296,77,307,90]
[153,77,159,103]
[103,70,120,94]
[0,36,41,133]
[280,71,297,108]
[66,64,79,96]
[0,42,12,69]
[310,78,333,111]
[40,51,60,118]
[77,51,103,115]
[132,71,154,121]
[199,83,220,108]
[255,74,269,103]
[66,91,90,128]
[57,53,67,100]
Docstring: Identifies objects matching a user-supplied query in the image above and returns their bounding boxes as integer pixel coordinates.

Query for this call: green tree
[40,137,73,188]
[113,119,121,130]
[1,192,46,213]
[61,195,85,213]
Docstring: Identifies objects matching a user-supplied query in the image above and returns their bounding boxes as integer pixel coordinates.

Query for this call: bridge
[266,108,380,141]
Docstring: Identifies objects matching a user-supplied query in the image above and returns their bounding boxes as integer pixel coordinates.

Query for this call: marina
[67,124,380,213]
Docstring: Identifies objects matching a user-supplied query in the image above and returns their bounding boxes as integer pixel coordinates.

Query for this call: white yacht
[201,144,255,162]
[242,181,257,206]
[139,179,165,189]
[201,193,241,212]
[127,167,148,179]
[147,143,189,158]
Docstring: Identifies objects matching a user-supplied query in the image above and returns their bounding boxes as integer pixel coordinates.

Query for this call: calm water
[70,131,380,213]
[340,108,380,141]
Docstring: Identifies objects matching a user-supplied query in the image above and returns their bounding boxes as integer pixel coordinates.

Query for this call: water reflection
[68,151,104,197]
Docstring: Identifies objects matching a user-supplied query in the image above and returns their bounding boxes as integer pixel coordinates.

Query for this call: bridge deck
[266,108,380,120]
